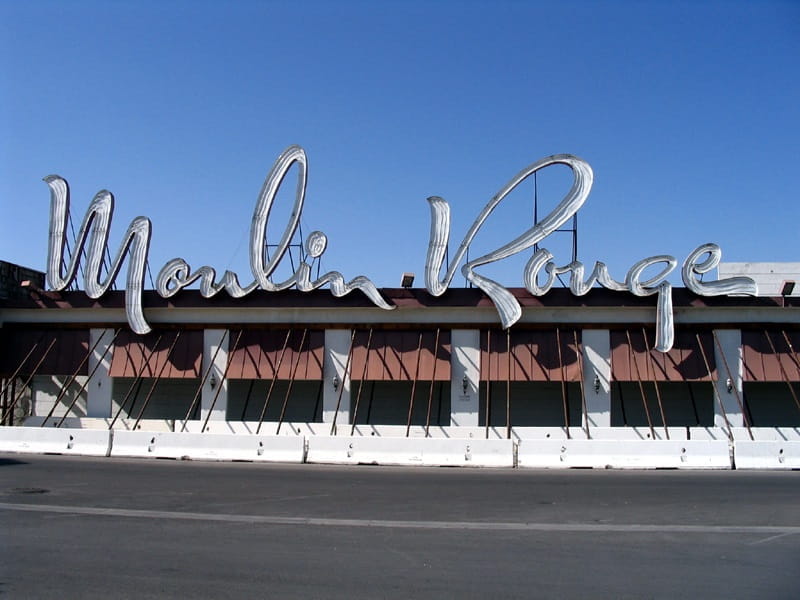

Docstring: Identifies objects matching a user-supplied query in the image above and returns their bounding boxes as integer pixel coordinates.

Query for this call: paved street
[1,454,799,598]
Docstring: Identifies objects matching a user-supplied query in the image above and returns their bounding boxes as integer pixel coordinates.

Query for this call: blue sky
[1,0,798,291]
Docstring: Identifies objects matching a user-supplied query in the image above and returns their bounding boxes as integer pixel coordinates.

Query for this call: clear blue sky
[1,0,798,290]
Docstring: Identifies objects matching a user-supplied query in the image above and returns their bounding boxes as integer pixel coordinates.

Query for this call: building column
[451,329,480,427]
[713,329,744,428]
[582,329,611,428]
[323,329,352,429]
[87,328,114,418]
[201,329,228,423]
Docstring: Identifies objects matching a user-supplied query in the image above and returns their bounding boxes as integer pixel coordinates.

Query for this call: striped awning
[350,330,451,381]
[480,329,581,382]
[227,329,324,380]
[611,330,716,382]
[742,330,800,382]
[109,330,202,378]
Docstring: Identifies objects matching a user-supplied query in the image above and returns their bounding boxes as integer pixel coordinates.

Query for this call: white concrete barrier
[110,431,305,463]
[517,438,731,469]
[0,425,111,457]
[306,435,514,467]
[733,440,800,469]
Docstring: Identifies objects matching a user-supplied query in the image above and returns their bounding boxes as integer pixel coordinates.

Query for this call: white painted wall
[202,329,228,423]
[713,329,744,428]
[450,329,480,427]
[323,329,352,428]
[31,375,87,420]
[87,328,114,417]
[718,262,800,296]
[582,329,611,427]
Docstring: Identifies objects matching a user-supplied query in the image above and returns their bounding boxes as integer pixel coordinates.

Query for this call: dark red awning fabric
[350,330,451,381]
[109,330,202,378]
[0,328,89,376]
[742,330,800,382]
[227,329,324,380]
[611,330,716,382]
[480,329,581,382]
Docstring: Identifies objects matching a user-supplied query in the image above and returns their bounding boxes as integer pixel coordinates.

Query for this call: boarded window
[109,330,202,378]
[350,330,451,381]
[480,329,581,382]
[611,330,715,382]
[227,329,324,380]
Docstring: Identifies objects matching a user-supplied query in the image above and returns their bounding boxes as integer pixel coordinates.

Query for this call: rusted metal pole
[0,331,45,399]
[641,328,669,440]
[625,329,655,439]
[55,329,122,428]
[485,329,491,440]
[763,330,800,416]
[330,330,356,435]
[132,331,183,429]
[780,330,800,375]
[573,329,590,439]
[1,337,58,424]
[350,329,373,435]
[506,328,512,440]
[109,333,164,429]
[200,329,244,433]
[405,332,424,437]
[256,329,293,435]
[424,328,441,437]
[556,328,572,440]
[696,332,732,441]
[711,331,752,439]
[181,330,229,431]
[201,329,243,433]
[276,328,309,435]
[41,329,113,427]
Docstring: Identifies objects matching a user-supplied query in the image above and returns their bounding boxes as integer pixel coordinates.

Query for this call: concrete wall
[31,375,88,420]
[718,262,800,296]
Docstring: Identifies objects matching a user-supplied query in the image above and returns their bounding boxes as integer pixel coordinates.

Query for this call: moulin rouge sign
[44,145,757,352]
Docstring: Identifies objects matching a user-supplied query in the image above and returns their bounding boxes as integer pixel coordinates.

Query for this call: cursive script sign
[44,145,757,351]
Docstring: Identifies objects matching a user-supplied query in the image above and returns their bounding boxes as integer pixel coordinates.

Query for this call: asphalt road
[1,454,799,599]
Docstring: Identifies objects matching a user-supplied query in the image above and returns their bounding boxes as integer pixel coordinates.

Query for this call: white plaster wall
[87,328,114,417]
[582,329,611,427]
[718,262,800,296]
[202,329,228,423]
[451,329,480,427]
[713,329,744,428]
[323,329,352,427]
[31,375,87,420]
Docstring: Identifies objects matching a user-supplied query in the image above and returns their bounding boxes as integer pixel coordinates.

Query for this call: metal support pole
[181,330,229,431]
[573,329,590,439]
[556,328,572,439]
[405,332,424,437]
[711,331,752,439]
[109,333,164,429]
[201,329,243,432]
[132,331,182,429]
[276,329,309,435]
[41,330,111,427]
[696,332,732,441]
[256,329,293,434]
[1,337,58,423]
[350,329,373,435]
[625,329,655,439]
[55,329,122,428]
[641,328,669,440]
[424,328,441,437]
[330,330,356,435]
